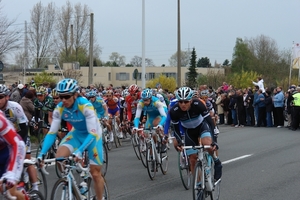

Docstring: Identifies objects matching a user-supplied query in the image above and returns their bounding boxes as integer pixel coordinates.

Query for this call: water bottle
[79,181,88,195]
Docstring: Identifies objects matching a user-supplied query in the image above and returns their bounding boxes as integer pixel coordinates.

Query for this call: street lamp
[177,0,181,87]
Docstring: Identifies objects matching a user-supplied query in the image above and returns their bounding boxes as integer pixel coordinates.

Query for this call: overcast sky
[2,0,300,66]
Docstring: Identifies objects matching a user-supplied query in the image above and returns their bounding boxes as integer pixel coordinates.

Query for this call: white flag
[292,43,300,69]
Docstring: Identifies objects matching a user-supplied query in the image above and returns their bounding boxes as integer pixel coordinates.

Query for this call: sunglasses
[59,95,73,100]
[143,98,150,101]
[107,95,112,97]
[37,94,44,97]
[131,94,137,96]
[179,100,190,104]
[53,97,60,100]
[0,95,6,99]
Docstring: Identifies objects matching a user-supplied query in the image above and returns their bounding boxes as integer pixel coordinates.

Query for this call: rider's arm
[0,116,25,183]
[38,107,61,157]
[73,103,101,157]
[169,107,182,144]
[155,102,167,127]
[126,97,133,121]
[133,101,143,128]
[101,101,109,117]
[48,111,53,125]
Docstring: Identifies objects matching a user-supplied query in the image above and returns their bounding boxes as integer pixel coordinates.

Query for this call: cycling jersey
[0,111,26,183]
[164,98,184,136]
[133,96,167,129]
[39,96,103,165]
[155,93,167,106]
[34,96,54,124]
[125,92,141,121]
[105,96,120,115]
[90,97,106,119]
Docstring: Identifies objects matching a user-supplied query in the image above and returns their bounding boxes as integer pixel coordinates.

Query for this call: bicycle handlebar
[2,179,16,200]
[182,145,212,149]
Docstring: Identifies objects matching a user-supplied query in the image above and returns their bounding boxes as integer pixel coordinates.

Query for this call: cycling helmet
[121,89,129,98]
[51,89,59,97]
[128,84,139,94]
[0,85,10,96]
[88,90,97,97]
[193,90,199,98]
[56,78,78,94]
[200,90,209,97]
[36,86,48,95]
[141,88,153,99]
[176,87,193,101]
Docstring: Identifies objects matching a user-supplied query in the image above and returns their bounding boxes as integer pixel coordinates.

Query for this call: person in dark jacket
[245,88,255,126]
[228,90,238,126]
[265,90,273,127]
[255,89,266,127]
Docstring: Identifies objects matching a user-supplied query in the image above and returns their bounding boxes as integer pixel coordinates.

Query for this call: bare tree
[0,0,21,59]
[63,68,82,81]
[130,55,154,67]
[28,1,56,68]
[169,50,191,67]
[56,0,73,59]
[73,3,90,61]
[109,52,125,66]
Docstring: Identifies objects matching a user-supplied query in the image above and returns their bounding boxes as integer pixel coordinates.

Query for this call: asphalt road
[32,125,300,200]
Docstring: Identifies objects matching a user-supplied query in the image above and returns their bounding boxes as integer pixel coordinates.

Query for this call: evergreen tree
[187,48,198,88]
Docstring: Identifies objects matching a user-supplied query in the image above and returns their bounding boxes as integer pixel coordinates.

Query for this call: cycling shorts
[145,115,161,129]
[60,129,103,165]
[184,121,212,156]
[108,107,119,116]
[0,146,10,178]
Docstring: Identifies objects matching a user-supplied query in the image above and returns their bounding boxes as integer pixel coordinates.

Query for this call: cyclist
[105,90,123,138]
[126,84,141,124]
[33,86,54,135]
[132,88,168,156]
[37,78,104,199]
[87,90,112,141]
[0,85,39,191]
[169,87,222,180]
[0,110,26,200]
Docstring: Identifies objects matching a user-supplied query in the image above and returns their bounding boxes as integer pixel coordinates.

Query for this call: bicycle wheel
[160,145,168,175]
[131,133,141,160]
[86,176,110,200]
[101,144,108,177]
[178,151,191,190]
[211,178,221,200]
[146,141,156,180]
[51,178,81,200]
[138,137,147,168]
[28,190,45,200]
[36,168,48,200]
[111,121,119,148]
[193,162,204,200]
[114,122,122,147]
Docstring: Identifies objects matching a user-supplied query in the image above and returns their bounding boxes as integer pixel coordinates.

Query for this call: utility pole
[142,0,146,89]
[70,24,73,55]
[88,13,94,85]
[177,0,181,87]
[24,20,28,84]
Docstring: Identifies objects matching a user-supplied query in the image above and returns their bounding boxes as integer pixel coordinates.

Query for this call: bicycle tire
[178,151,191,190]
[28,190,45,200]
[211,178,221,200]
[138,136,147,168]
[111,121,119,148]
[101,144,108,177]
[192,162,211,200]
[36,168,48,200]
[160,144,168,175]
[86,176,110,200]
[51,178,81,200]
[115,122,122,147]
[146,141,156,180]
[131,133,141,160]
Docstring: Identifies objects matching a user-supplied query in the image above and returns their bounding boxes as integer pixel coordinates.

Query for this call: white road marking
[223,154,253,164]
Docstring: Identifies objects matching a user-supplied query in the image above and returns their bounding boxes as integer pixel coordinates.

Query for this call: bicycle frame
[145,129,161,165]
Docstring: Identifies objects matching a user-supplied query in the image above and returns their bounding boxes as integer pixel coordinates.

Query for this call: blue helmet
[56,78,78,94]
[88,90,97,97]
[141,88,153,99]
[176,87,193,101]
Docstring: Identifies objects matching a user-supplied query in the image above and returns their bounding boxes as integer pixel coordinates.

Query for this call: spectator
[273,86,284,128]
[216,92,224,124]
[253,86,259,124]
[9,83,23,103]
[19,90,35,122]
[252,77,265,93]
[255,89,266,127]
[228,90,238,126]
[265,90,273,127]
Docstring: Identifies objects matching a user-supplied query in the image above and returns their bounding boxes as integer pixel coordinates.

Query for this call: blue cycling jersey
[39,96,102,158]
[134,96,167,128]
[90,97,106,119]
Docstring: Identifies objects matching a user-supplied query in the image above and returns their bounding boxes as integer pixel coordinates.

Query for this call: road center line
[223,154,253,164]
